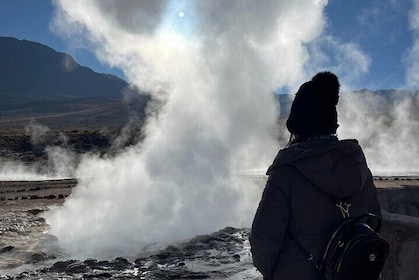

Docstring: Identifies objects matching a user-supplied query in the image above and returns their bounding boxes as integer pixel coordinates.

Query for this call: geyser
[45,0,328,259]
[44,0,419,260]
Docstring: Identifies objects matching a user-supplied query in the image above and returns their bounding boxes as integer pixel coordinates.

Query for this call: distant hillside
[0,37,128,102]
[0,37,148,129]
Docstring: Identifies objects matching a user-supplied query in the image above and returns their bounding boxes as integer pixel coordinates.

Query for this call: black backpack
[290,209,390,280]
[319,212,390,280]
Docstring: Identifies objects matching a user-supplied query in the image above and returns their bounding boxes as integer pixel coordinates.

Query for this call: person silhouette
[250,72,381,280]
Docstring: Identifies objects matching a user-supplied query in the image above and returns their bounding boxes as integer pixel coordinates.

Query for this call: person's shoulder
[338,138,363,151]
[269,163,296,175]
[267,164,297,185]
[336,138,368,162]
[340,138,359,144]
[266,144,308,175]
[264,165,295,197]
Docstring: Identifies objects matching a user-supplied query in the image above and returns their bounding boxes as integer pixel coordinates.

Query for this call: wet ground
[0,179,74,275]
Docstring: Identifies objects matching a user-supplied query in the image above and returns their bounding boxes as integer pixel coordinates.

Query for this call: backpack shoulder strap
[287,230,319,270]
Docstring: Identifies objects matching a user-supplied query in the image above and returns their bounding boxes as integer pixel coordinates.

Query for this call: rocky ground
[1,177,419,279]
[0,179,259,279]
[2,227,256,279]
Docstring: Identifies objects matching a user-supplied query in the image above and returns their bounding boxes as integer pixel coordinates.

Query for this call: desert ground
[1,176,419,279]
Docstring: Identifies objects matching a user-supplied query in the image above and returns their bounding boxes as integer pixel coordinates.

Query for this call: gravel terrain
[1,177,418,279]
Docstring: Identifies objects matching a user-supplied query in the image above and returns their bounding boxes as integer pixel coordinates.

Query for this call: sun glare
[178,11,185,18]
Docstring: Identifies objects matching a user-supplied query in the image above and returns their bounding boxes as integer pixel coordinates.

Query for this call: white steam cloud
[338,90,419,175]
[45,0,329,258]
[0,121,76,180]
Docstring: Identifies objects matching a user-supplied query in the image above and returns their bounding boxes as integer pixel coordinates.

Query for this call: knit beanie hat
[286,71,340,138]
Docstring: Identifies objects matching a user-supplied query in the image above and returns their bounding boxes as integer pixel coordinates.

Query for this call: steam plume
[338,90,419,175]
[0,121,76,180]
[45,0,328,258]
[45,0,419,259]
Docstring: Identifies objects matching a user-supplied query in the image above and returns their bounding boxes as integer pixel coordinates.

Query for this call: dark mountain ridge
[0,36,127,103]
[0,37,148,129]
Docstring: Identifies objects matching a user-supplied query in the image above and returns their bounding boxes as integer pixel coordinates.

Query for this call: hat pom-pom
[311,71,340,105]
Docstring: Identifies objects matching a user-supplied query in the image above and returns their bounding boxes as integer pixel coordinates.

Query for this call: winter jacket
[249,137,381,280]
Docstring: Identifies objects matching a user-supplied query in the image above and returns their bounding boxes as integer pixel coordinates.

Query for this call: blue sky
[0,0,417,90]
[324,0,415,90]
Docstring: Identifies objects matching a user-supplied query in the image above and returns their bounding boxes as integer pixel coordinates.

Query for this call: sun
[178,11,185,18]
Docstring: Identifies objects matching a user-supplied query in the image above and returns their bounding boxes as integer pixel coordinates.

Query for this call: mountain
[0,37,127,102]
[0,37,148,129]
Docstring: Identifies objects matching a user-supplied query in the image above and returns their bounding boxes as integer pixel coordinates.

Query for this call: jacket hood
[267,137,369,198]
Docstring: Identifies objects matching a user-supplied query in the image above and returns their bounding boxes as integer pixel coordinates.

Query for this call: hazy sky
[0,0,417,91]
